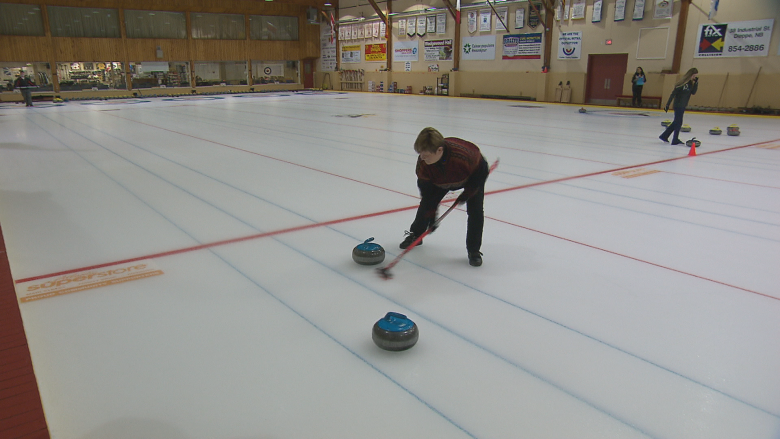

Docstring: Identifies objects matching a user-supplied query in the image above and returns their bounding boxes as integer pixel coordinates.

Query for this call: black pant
[410,182,485,254]
[21,88,33,106]
[632,85,643,107]
[661,107,685,142]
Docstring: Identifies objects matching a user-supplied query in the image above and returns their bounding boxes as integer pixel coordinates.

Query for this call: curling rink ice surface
[1,91,780,439]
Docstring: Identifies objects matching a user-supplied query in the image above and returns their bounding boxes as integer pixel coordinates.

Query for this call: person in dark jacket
[400,127,490,267]
[660,68,698,145]
[631,67,646,107]
[14,74,37,107]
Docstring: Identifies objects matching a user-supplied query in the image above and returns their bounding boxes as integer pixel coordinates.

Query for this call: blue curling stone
[372,312,419,351]
[352,237,385,265]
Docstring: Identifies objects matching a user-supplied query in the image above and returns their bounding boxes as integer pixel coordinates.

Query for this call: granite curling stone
[372,312,419,351]
[352,237,385,265]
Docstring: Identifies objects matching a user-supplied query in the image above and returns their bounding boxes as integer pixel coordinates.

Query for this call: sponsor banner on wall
[515,8,525,29]
[571,0,586,19]
[320,24,337,71]
[558,31,582,59]
[467,11,478,33]
[592,0,603,22]
[407,17,416,36]
[341,44,361,63]
[365,43,387,62]
[614,0,627,21]
[695,19,774,58]
[502,33,543,59]
[462,35,496,60]
[479,10,492,31]
[437,13,447,34]
[393,40,419,62]
[633,0,645,20]
[424,39,454,61]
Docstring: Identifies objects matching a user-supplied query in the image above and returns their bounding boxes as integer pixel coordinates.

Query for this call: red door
[586,53,628,105]
[303,59,314,89]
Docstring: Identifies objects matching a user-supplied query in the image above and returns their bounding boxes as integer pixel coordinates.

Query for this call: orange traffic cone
[686,137,700,156]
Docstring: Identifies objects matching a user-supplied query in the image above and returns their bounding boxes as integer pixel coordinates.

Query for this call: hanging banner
[407,17,416,36]
[515,8,525,29]
[558,31,582,59]
[468,11,478,33]
[398,19,406,36]
[365,43,387,62]
[320,24,337,71]
[528,1,542,28]
[358,24,365,39]
[341,44,361,63]
[373,22,379,38]
[417,16,427,36]
[461,35,496,60]
[479,10,492,31]
[338,26,345,41]
[709,0,719,20]
[592,0,603,22]
[654,0,673,19]
[437,13,447,34]
[615,0,627,21]
[379,21,386,38]
[393,40,419,61]
[351,25,358,39]
[427,15,436,34]
[424,39,454,61]
[365,23,372,39]
[633,0,646,20]
[571,0,586,20]
[502,33,543,59]
[496,7,509,31]
[695,19,774,58]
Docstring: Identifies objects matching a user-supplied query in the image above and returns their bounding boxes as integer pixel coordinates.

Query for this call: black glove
[664,105,669,113]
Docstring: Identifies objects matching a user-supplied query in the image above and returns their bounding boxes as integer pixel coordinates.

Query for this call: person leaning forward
[400,127,490,267]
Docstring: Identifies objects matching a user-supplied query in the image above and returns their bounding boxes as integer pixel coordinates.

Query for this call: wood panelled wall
[0,0,324,87]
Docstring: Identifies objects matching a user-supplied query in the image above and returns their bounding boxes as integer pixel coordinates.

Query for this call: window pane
[56,62,125,90]
[252,60,298,84]
[0,3,45,36]
[49,6,120,38]
[194,61,247,86]
[129,62,190,88]
[125,10,185,39]
[1,62,53,91]
[249,15,298,41]
[191,13,245,40]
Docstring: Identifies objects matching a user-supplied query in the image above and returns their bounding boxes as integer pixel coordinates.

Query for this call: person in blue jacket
[660,68,698,145]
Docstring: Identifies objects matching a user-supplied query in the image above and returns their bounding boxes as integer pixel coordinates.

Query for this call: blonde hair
[414,127,445,154]
[675,68,698,88]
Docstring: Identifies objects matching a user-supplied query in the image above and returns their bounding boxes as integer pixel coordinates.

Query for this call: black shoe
[400,232,421,249]
[671,140,684,145]
[468,251,483,267]
[659,135,669,143]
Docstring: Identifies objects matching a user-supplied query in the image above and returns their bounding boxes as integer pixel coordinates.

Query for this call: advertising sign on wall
[502,33,542,59]
[365,43,387,62]
[695,19,774,58]
[341,44,361,63]
[424,39,454,61]
[462,35,496,60]
[393,40,419,62]
[558,31,582,59]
